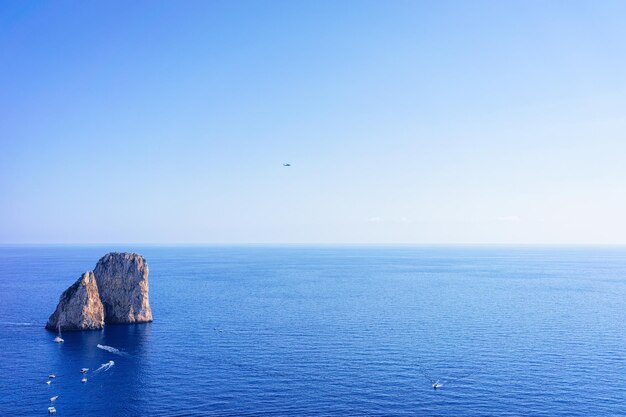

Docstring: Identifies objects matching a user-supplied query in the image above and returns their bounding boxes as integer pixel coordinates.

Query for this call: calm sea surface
[0,246,625,416]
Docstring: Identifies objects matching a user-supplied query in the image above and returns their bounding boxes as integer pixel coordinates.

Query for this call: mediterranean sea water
[0,246,625,416]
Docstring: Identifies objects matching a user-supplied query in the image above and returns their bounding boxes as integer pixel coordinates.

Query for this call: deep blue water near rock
[1,245,625,416]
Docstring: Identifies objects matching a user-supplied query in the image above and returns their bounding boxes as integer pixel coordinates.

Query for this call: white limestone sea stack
[46,253,152,331]
[93,252,152,324]
[45,272,104,331]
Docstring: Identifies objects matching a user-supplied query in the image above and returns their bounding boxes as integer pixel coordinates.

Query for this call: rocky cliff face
[93,253,152,324]
[46,272,105,331]
[46,252,152,331]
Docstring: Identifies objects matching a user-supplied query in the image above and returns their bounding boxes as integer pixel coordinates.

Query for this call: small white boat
[46,380,52,385]
[50,396,58,402]
[54,325,64,343]
[54,323,65,343]
[432,382,443,389]
[80,368,89,373]
[48,406,56,414]
[81,377,87,383]
[48,374,56,379]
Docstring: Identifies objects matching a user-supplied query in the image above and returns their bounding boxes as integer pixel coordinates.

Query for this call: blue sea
[0,246,625,416]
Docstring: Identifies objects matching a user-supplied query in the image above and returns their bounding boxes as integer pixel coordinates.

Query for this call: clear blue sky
[1,0,625,244]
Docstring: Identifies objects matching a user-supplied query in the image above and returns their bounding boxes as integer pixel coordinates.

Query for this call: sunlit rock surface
[93,252,152,324]
[46,252,152,331]
[46,272,105,331]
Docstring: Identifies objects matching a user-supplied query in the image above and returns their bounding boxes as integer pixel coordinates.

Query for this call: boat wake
[97,344,129,357]
[416,365,474,390]
[95,360,115,372]
[1,322,35,327]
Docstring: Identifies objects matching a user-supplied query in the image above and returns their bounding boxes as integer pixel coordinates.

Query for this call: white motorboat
[54,325,64,343]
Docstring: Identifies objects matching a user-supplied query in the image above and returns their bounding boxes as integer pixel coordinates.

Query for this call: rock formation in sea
[93,252,152,324]
[46,272,105,331]
[46,252,152,331]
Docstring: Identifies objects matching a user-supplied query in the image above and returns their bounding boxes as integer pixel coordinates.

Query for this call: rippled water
[0,246,625,416]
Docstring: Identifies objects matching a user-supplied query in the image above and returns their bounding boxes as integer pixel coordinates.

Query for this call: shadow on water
[48,323,152,415]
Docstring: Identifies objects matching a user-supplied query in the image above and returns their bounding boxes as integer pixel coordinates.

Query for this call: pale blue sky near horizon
[1,0,626,244]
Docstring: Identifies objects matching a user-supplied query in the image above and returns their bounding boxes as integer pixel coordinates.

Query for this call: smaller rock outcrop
[46,272,105,331]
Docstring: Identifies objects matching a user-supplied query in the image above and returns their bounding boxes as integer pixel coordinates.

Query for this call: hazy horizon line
[2,242,626,247]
